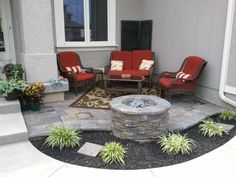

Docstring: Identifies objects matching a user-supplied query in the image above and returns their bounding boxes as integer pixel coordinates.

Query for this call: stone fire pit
[110,95,171,142]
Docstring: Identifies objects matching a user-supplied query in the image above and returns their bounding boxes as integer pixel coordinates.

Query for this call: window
[54,0,116,49]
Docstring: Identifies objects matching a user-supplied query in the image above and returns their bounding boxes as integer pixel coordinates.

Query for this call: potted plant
[24,83,45,111]
[3,63,24,79]
[0,78,27,101]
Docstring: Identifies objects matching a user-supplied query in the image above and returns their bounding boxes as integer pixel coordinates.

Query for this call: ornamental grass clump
[219,110,236,121]
[158,132,197,156]
[199,119,229,137]
[45,126,81,151]
[100,142,126,165]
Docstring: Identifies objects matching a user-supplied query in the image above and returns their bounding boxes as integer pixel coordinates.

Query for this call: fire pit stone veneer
[110,95,171,142]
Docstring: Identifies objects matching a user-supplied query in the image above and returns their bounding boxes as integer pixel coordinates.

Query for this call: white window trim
[54,0,117,50]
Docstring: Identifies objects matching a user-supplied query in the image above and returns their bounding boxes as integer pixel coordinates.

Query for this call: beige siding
[140,0,228,106]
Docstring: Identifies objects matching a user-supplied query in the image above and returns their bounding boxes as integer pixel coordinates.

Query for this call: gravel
[30,115,236,170]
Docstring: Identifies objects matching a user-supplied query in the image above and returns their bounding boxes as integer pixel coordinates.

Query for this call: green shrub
[0,78,27,96]
[199,119,229,137]
[45,126,81,150]
[219,110,236,121]
[100,142,126,165]
[157,132,197,156]
[3,63,24,79]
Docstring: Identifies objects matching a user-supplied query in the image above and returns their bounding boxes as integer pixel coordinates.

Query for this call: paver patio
[23,88,224,138]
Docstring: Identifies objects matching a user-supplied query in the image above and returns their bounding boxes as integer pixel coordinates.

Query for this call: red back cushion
[132,50,153,69]
[57,52,80,69]
[182,56,206,76]
[111,51,132,70]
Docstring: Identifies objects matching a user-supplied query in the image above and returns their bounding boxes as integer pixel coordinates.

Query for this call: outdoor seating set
[57,51,207,101]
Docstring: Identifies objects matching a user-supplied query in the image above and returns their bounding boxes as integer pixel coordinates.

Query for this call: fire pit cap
[110,95,171,115]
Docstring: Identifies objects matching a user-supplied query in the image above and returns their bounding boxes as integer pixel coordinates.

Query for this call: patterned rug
[70,86,160,109]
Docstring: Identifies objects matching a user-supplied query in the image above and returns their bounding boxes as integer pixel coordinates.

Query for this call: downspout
[219,0,236,107]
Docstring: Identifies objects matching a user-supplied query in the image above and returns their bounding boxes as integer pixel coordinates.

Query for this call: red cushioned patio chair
[57,52,96,95]
[157,56,207,102]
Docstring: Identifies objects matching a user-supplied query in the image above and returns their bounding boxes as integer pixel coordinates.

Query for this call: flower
[59,76,64,80]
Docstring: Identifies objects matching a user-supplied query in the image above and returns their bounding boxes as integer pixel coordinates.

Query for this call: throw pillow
[139,59,154,70]
[65,65,81,73]
[176,71,191,82]
[110,60,123,71]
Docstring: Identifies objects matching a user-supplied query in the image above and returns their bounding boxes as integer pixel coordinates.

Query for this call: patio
[22,88,223,139]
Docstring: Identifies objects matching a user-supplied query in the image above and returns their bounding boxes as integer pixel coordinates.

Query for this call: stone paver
[216,123,235,131]
[77,142,104,157]
[23,91,224,138]
[64,108,81,116]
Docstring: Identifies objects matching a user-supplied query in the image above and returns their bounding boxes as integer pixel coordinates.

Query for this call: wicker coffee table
[104,74,145,94]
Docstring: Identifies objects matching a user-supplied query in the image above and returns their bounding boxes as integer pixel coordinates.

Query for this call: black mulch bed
[31,115,236,170]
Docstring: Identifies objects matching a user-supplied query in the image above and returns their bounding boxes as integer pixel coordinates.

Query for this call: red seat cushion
[182,56,206,76]
[159,78,195,90]
[57,52,80,69]
[111,51,132,70]
[75,73,95,81]
[107,69,150,77]
[132,50,153,70]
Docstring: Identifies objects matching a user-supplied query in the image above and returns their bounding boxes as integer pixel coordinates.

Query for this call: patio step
[0,113,28,145]
[0,98,21,114]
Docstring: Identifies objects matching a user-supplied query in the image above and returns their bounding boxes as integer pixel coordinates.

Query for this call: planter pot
[31,102,41,111]
[5,91,18,101]
[18,97,30,111]
[21,103,30,111]
[5,73,23,80]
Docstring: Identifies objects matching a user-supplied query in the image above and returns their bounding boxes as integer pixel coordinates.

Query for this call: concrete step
[0,113,28,145]
[0,98,21,114]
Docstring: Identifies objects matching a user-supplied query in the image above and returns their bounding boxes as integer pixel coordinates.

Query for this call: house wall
[140,0,230,107]
[56,0,141,68]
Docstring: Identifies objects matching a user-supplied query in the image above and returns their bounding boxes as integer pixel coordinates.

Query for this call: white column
[20,0,58,83]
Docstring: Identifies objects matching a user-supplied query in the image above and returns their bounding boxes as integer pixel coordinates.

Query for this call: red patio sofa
[104,50,155,87]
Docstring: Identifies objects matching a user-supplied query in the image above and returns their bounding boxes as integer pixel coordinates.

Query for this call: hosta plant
[100,142,126,165]
[158,132,197,156]
[199,119,229,137]
[219,110,236,121]
[45,126,81,150]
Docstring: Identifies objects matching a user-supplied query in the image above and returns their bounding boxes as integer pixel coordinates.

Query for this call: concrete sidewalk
[0,137,236,177]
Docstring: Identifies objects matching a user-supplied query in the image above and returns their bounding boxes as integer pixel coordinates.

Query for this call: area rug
[70,86,160,109]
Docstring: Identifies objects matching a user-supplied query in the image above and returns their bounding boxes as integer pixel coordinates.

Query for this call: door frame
[0,0,15,64]
[219,0,236,107]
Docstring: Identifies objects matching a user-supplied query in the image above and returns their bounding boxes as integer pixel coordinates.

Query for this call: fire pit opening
[110,95,171,143]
